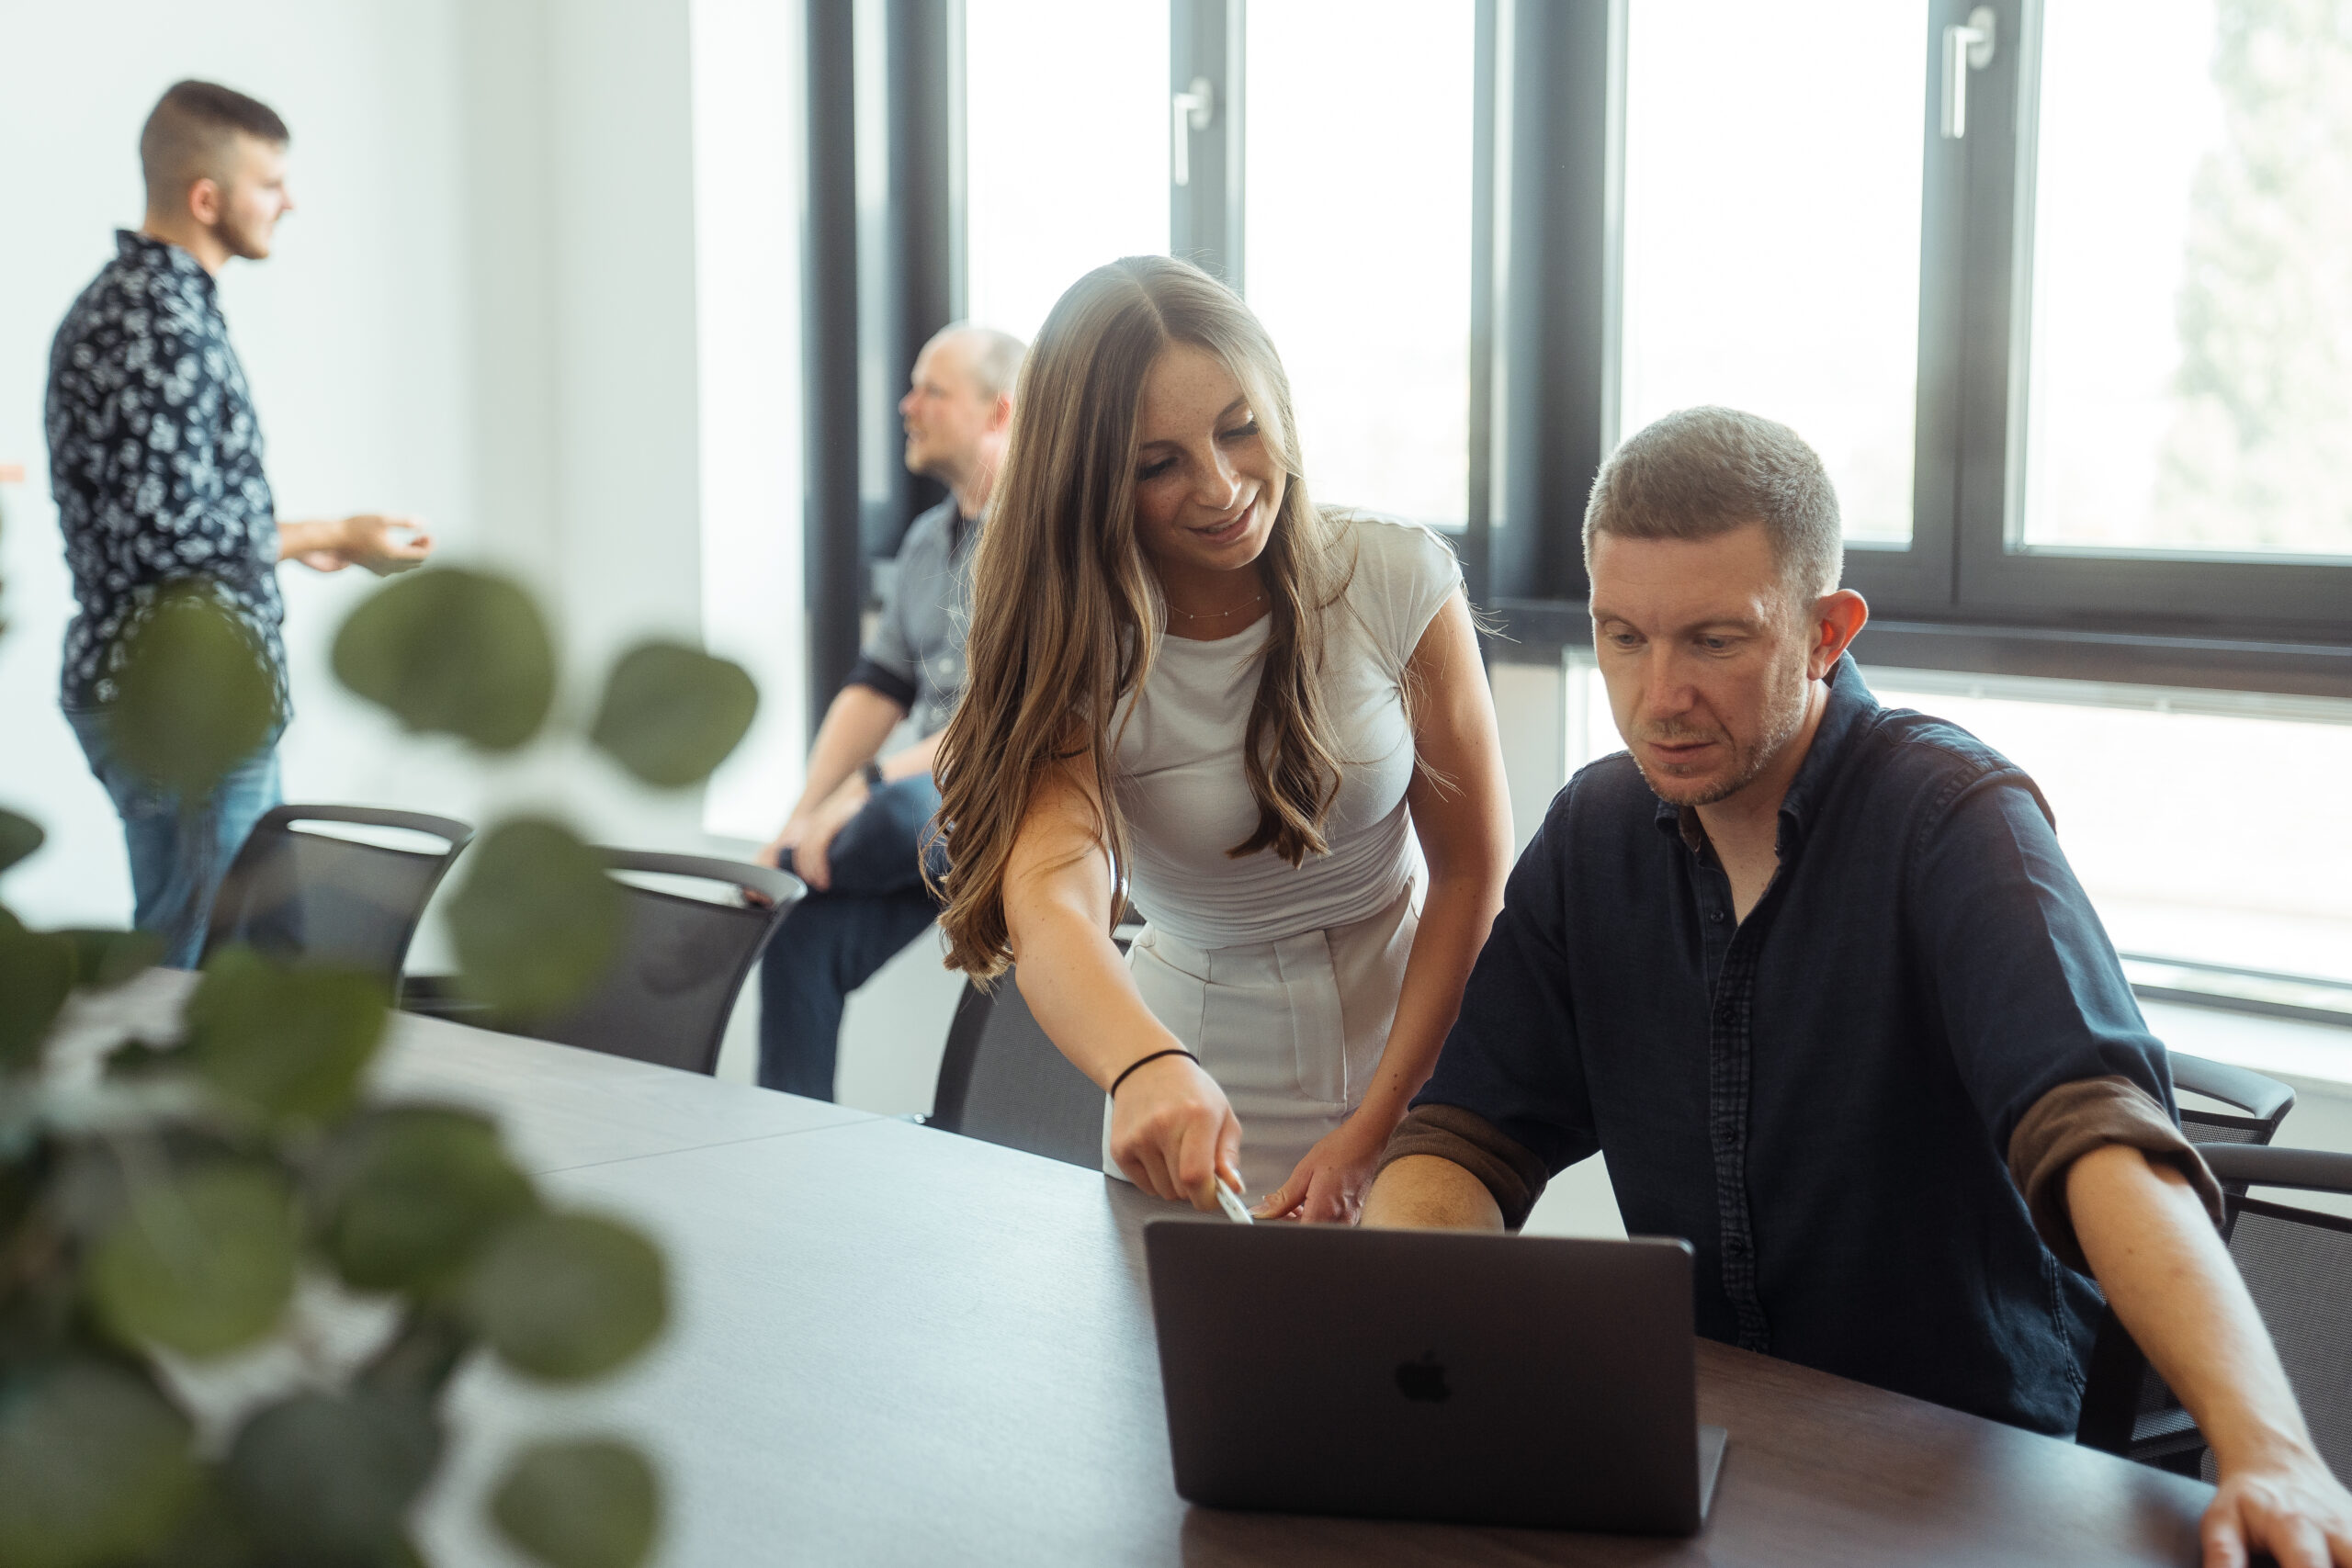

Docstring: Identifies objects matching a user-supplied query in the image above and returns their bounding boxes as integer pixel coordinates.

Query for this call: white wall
[0,0,776,944]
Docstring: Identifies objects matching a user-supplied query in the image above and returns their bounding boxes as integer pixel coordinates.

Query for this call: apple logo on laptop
[1395,1351,1450,1403]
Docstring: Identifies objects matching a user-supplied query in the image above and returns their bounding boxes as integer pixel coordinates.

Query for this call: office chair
[510,849,801,1075]
[201,804,474,991]
[2075,1052,2298,1464]
[926,927,1138,1168]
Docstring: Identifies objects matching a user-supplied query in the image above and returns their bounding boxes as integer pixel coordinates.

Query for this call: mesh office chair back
[930,953,1123,1169]
[521,850,800,1075]
[200,805,473,989]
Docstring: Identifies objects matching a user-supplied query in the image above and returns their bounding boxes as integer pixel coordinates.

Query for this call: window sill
[1486,599,2352,702]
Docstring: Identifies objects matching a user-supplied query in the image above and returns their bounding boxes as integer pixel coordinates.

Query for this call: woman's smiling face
[1130,343,1287,581]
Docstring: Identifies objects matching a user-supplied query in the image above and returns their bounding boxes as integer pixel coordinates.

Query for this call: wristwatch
[861,760,887,791]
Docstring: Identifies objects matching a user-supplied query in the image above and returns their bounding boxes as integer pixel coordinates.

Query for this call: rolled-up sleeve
[1398,791,1602,1225]
[2007,1076,2224,1270]
[846,563,919,709]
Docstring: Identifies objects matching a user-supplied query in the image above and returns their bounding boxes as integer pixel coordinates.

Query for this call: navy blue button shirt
[1415,656,2177,1435]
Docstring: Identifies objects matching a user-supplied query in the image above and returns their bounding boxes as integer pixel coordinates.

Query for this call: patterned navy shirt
[47,231,285,712]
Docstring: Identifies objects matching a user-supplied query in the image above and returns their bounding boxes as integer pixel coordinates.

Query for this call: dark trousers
[757,775,946,1100]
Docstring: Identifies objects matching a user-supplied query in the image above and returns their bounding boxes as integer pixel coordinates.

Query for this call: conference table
[362,1005,2215,1567]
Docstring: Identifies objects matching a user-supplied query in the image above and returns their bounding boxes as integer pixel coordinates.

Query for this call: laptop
[1143,1221,1727,1535]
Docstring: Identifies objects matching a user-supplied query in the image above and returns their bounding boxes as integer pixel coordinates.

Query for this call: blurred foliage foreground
[0,544,762,1568]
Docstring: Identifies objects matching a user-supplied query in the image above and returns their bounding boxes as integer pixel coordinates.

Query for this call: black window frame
[1478,0,2352,699]
[810,0,2352,708]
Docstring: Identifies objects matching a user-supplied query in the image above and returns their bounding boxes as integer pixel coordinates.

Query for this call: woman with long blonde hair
[932,256,1511,1219]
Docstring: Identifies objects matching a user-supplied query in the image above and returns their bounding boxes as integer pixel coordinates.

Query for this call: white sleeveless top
[1111,514,1463,950]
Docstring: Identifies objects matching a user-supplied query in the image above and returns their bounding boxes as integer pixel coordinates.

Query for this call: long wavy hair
[929,256,1353,980]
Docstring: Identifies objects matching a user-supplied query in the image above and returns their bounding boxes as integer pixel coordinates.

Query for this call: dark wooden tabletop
[382,1018,2211,1568]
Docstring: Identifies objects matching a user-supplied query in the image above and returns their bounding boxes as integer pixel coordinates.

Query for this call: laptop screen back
[1144,1221,1706,1535]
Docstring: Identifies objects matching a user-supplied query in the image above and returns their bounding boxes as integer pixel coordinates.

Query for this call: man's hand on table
[2202,1446,2352,1568]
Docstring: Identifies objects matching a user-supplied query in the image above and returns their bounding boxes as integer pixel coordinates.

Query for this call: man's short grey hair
[933,322,1027,404]
[1581,406,1843,600]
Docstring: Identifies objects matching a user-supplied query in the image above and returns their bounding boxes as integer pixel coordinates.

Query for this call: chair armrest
[262,803,475,851]
[595,847,804,909]
[2199,1143,2352,1196]
[2169,1051,2296,1125]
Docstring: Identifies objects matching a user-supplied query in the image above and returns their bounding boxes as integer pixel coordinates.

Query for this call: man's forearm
[2070,1144,2315,1471]
[790,684,908,823]
[881,727,944,784]
[275,519,344,558]
[1362,1154,1505,1231]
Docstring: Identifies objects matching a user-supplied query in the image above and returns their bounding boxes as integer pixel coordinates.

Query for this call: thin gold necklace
[1165,592,1266,622]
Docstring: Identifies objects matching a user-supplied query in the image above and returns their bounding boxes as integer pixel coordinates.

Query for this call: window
[962,0,1169,340]
[1559,651,2352,998]
[1243,0,1476,526]
[1619,0,1928,547]
[1865,672,2352,990]
[956,1,1480,526]
[2014,0,2352,559]
[1600,0,2352,631]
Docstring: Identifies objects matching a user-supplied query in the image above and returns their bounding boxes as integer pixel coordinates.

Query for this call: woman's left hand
[1253,1114,1396,1224]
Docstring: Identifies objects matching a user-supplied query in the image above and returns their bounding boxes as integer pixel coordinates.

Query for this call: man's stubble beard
[1636,647,1813,810]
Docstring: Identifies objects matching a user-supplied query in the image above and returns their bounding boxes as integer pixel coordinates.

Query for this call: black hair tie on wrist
[1110,1047,1199,1099]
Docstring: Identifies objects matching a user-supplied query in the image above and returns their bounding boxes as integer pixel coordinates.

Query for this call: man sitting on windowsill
[1363,407,2352,1567]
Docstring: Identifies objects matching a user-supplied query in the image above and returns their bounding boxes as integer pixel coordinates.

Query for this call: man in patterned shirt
[48,80,431,966]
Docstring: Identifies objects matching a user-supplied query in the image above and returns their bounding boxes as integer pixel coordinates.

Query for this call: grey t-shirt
[847,496,975,739]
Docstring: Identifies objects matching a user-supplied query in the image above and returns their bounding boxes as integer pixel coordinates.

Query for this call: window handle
[1941,6,1997,139]
[1171,76,1216,186]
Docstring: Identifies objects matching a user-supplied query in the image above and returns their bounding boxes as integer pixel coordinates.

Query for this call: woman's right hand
[1108,1052,1244,1212]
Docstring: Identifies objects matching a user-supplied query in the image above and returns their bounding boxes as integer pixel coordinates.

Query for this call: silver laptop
[1143,1221,1727,1535]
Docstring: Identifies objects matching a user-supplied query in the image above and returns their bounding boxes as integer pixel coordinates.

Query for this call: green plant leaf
[0,807,43,875]
[106,589,278,796]
[223,1390,440,1562]
[133,1475,259,1568]
[0,910,74,1075]
[490,1438,659,1568]
[331,568,557,750]
[467,1212,667,1382]
[87,1160,298,1359]
[587,641,759,790]
[355,1309,474,1404]
[58,928,164,990]
[316,1106,537,1293]
[0,1359,198,1568]
[184,947,388,1124]
[444,818,623,1021]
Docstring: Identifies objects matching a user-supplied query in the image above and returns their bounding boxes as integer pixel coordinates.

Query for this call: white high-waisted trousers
[1102,880,1420,1198]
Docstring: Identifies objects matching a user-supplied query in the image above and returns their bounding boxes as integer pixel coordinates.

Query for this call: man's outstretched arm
[2070,1145,2352,1568]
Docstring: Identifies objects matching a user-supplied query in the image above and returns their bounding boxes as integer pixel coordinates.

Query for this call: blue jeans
[67,708,283,970]
[757,773,947,1100]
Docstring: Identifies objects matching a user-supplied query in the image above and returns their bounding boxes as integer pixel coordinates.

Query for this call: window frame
[1947,0,2352,637]
[1479,0,2352,697]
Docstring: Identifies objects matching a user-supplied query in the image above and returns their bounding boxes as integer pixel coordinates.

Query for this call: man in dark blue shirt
[1365,407,2351,1563]
[48,81,428,965]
